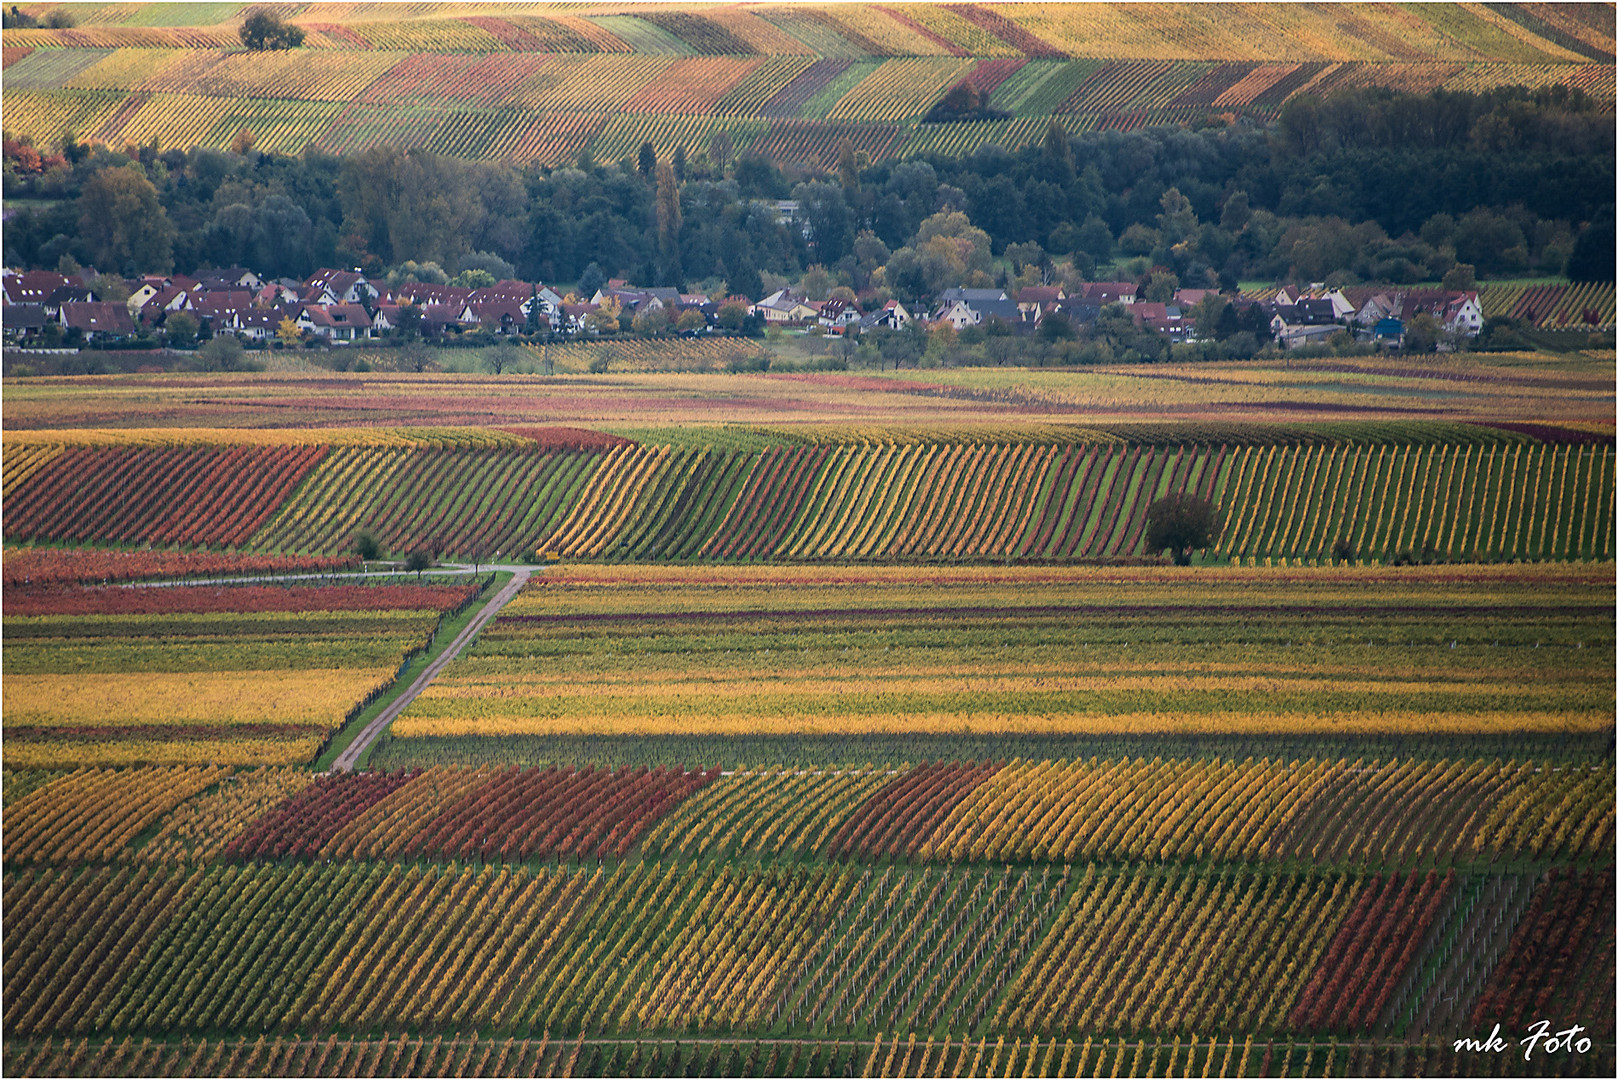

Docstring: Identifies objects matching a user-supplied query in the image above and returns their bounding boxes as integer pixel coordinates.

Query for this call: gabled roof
[396,283,474,307]
[60,301,135,334]
[191,291,255,318]
[4,270,73,304]
[1017,286,1064,305]
[938,287,1008,303]
[3,303,48,329]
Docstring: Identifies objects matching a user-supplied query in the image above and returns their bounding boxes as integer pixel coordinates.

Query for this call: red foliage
[830,761,1002,859]
[2,548,358,588]
[223,771,420,861]
[1470,869,1616,1030]
[404,765,717,861]
[4,445,328,548]
[4,582,480,617]
[1290,870,1455,1032]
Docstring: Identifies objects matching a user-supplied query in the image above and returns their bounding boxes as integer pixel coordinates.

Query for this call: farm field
[374,562,1614,758]
[1,575,486,768]
[4,420,1612,564]
[2,360,1614,1074]
[0,3,1609,165]
[4,353,1613,431]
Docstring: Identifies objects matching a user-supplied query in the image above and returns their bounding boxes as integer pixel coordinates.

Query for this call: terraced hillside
[2,2,1611,164]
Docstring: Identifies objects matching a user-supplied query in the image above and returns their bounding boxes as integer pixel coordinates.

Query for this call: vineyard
[380,562,1613,746]
[4,433,1612,564]
[1,577,483,768]
[1,749,1611,1073]
[0,3,1609,164]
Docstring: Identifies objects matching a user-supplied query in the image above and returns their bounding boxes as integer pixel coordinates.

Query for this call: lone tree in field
[1146,493,1222,566]
[240,8,305,50]
[405,548,434,580]
[353,529,382,562]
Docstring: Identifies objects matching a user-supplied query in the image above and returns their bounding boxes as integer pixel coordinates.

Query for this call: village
[2,259,1487,359]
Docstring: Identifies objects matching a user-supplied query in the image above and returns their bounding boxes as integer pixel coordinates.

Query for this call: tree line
[3,84,1611,295]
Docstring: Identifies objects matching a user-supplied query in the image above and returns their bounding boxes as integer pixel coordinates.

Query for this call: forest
[3,84,1613,299]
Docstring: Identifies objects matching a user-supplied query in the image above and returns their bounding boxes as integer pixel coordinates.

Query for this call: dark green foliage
[239,8,305,50]
[1146,493,1222,565]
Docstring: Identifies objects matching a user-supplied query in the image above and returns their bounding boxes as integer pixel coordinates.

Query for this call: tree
[239,8,305,50]
[78,164,176,273]
[197,335,246,371]
[655,162,682,284]
[354,529,383,562]
[485,339,523,374]
[405,548,433,579]
[637,142,657,181]
[164,312,199,348]
[1441,263,1476,290]
[836,137,860,192]
[716,300,749,331]
[449,268,496,289]
[1566,213,1615,282]
[276,316,302,348]
[675,308,707,333]
[1146,493,1222,566]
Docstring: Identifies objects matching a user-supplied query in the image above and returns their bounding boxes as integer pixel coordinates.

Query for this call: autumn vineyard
[1,3,1610,166]
[2,1,1615,1064]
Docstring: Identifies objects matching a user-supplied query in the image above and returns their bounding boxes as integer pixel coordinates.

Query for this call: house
[305,269,375,305]
[463,300,526,335]
[1172,288,1217,310]
[592,284,680,313]
[133,283,193,324]
[1395,290,1484,337]
[1132,302,1194,342]
[1275,322,1343,349]
[859,299,912,332]
[2,302,48,342]
[59,301,136,341]
[1371,317,1404,348]
[1052,299,1102,327]
[1080,282,1137,306]
[45,283,99,316]
[297,302,372,342]
[934,298,979,330]
[816,298,862,329]
[557,302,599,336]
[190,291,255,332]
[371,304,403,336]
[3,269,74,306]
[237,309,288,343]
[197,267,263,292]
[256,281,302,307]
[395,283,474,309]
[124,277,170,314]
[1016,286,1064,322]
[753,288,817,324]
[935,293,1022,329]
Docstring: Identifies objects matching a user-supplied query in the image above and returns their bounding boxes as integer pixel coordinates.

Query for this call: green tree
[405,548,433,579]
[637,142,657,181]
[239,8,304,50]
[353,530,383,562]
[163,311,199,348]
[656,162,682,284]
[197,334,247,371]
[449,268,496,289]
[78,164,176,273]
[1146,493,1223,566]
[716,300,748,332]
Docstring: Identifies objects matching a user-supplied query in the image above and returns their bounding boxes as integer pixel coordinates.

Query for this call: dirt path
[330,566,532,772]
